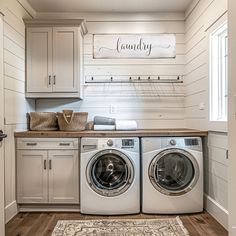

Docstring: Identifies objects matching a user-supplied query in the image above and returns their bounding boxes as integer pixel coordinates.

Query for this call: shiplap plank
[185,90,207,107]
[4,8,25,37]
[185,105,206,119]
[184,64,207,84]
[86,21,185,34]
[4,22,25,49]
[208,159,228,182]
[4,63,24,82]
[4,49,25,71]
[185,0,214,32]
[185,77,208,96]
[205,170,228,210]
[4,36,25,60]
[4,76,25,93]
[185,37,207,63]
[4,90,29,124]
[185,50,207,75]
[36,97,184,111]
[208,146,228,166]
[208,132,228,150]
[84,65,184,76]
[185,118,208,130]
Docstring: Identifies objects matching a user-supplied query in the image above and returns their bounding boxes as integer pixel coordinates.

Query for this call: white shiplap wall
[184,0,228,229]
[0,0,34,223]
[36,13,186,129]
[205,132,228,229]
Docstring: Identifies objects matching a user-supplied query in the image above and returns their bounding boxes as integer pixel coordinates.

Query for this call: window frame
[208,16,228,132]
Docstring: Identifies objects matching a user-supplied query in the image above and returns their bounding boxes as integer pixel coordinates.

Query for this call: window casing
[210,23,228,122]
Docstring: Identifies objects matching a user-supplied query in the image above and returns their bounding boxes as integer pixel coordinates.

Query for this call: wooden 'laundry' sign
[93,34,176,59]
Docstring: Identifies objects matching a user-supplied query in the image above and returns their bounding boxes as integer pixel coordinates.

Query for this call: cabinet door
[52,27,79,92]
[48,150,79,203]
[27,27,53,92]
[17,150,48,203]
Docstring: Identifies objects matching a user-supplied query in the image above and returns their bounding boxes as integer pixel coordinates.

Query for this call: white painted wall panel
[37,15,186,128]
[185,1,228,228]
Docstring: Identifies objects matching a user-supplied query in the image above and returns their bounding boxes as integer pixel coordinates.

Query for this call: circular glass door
[149,149,199,196]
[86,149,134,197]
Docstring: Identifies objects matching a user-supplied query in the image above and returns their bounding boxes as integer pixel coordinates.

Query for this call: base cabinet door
[17,150,48,203]
[48,150,79,203]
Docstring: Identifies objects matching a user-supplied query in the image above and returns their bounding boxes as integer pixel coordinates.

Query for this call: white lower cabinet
[48,150,79,203]
[17,150,48,203]
[16,138,79,204]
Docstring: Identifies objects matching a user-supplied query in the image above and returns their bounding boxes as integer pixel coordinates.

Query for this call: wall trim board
[36,12,185,22]
[5,200,17,223]
[204,194,228,230]
[16,0,36,19]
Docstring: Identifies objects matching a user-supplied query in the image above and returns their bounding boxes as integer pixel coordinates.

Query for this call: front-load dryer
[141,137,203,214]
[80,137,140,215]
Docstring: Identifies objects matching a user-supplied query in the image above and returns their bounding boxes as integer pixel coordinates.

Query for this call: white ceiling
[26,0,193,13]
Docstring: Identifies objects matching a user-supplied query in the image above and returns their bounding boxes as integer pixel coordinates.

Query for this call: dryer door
[149,148,199,196]
[87,149,134,197]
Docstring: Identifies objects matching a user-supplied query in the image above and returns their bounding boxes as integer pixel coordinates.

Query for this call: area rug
[51,217,189,236]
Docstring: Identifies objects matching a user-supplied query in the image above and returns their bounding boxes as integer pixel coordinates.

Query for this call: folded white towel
[94,125,116,131]
[115,120,137,131]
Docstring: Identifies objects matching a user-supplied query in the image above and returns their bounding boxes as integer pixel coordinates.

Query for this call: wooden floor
[6,211,228,236]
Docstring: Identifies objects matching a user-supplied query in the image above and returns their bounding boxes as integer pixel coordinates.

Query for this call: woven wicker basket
[57,110,88,131]
[29,112,58,131]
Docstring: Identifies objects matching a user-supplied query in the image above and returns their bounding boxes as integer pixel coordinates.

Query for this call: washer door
[86,149,134,197]
[149,149,199,196]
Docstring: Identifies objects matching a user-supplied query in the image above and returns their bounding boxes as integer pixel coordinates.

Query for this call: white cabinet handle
[49,75,51,85]
[49,160,52,170]
[53,75,56,85]
[26,143,37,146]
[44,160,47,170]
[59,143,70,146]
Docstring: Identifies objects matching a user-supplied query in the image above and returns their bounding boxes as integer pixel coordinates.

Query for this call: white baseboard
[204,194,229,230]
[5,201,18,223]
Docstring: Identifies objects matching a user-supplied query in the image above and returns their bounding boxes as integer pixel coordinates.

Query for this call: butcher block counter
[14,129,208,138]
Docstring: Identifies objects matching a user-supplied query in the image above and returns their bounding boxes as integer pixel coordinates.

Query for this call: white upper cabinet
[27,27,53,93]
[25,20,87,98]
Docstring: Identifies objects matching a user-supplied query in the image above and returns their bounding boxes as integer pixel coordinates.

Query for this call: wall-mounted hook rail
[85,75,184,84]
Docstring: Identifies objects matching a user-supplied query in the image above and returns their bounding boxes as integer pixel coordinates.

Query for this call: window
[210,22,228,122]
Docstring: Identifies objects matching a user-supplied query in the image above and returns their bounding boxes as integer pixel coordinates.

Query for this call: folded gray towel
[94,116,116,125]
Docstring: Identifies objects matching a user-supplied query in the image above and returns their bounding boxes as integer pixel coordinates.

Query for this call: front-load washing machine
[80,137,140,215]
[142,137,203,214]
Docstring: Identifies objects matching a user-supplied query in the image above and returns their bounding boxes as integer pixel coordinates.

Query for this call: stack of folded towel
[93,116,137,131]
[93,116,116,130]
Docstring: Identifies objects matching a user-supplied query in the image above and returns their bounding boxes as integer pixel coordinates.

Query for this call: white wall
[0,0,34,223]
[184,0,228,229]
[228,0,236,234]
[35,13,186,129]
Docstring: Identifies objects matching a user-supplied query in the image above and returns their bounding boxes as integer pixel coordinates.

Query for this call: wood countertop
[14,129,208,138]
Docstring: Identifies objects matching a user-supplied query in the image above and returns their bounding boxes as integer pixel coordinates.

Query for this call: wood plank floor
[6,211,228,236]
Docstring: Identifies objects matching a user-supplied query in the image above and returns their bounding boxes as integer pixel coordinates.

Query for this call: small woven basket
[29,112,58,131]
[57,110,88,131]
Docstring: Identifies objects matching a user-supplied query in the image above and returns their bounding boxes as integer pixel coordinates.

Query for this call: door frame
[0,11,5,236]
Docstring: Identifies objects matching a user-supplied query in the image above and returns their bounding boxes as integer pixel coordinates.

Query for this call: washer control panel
[81,137,139,153]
